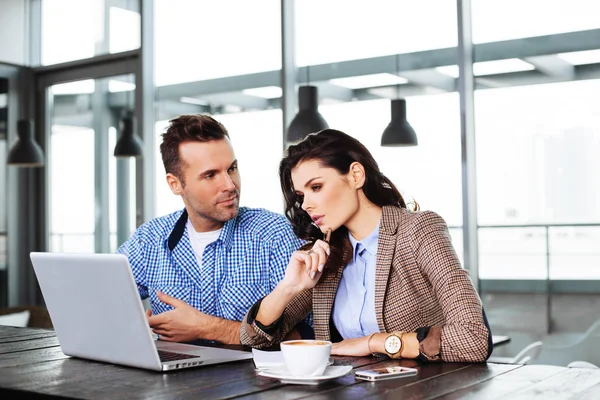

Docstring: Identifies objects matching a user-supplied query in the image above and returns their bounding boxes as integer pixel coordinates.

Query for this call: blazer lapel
[313,261,345,340]
[374,206,400,332]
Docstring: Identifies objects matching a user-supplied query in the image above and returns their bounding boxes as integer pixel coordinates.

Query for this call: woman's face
[291,159,361,234]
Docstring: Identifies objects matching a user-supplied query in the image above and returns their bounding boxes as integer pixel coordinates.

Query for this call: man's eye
[228,165,238,172]
[205,173,214,179]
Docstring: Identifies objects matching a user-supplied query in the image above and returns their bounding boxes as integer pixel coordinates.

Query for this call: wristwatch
[384,332,404,358]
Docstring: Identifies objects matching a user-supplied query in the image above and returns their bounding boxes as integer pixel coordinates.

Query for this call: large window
[41,0,140,65]
[472,0,600,43]
[295,0,457,66]
[476,80,600,280]
[154,0,281,86]
[294,0,463,257]
[49,76,137,253]
[154,0,284,218]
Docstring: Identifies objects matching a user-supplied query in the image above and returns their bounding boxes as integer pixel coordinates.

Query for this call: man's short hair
[160,114,230,181]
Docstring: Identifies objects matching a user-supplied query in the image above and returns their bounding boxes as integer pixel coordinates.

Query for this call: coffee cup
[280,339,332,377]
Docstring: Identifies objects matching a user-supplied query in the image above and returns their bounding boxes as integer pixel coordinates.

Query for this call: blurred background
[0,0,599,366]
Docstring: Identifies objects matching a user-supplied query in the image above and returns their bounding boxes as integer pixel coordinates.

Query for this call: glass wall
[295,0,463,256]
[48,75,136,253]
[154,0,284,217]
[155,0,281,85]
[472,0,600,43]
[473,3,600,282]
[295,0,457,66]
[41,0,140,65]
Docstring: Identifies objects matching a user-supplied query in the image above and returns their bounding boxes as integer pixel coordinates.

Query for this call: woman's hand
[331,336,373,357]
[255,237,331,327]
[280,239,331,294]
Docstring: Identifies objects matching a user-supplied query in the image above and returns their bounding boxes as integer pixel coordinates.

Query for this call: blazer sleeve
[240,289,313,348]
[410,211,490,363]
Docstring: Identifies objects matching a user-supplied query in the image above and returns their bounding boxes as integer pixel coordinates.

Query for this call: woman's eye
[311,185,321,191]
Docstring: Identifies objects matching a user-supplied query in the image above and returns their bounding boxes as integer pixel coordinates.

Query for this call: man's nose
[221,173,236,191]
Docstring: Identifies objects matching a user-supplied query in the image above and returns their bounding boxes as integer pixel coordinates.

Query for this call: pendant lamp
[381,54,417,147]
[7,120,45,167]
[381,99,418,147]
[114,110,143,157]
[286,65,329,143]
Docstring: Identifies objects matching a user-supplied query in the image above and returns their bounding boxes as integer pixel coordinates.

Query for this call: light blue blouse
[332,224,381,339]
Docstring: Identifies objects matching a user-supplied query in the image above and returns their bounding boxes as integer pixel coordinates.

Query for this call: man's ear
[166,173,183,195]
[349,162,366,189]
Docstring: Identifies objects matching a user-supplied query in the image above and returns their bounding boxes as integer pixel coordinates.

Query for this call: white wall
[0,0,27,65]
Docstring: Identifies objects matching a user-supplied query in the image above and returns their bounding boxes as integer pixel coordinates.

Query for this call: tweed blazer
[241,206,491,363]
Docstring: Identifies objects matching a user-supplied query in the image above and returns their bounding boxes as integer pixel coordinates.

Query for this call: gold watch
[384,332,404,358]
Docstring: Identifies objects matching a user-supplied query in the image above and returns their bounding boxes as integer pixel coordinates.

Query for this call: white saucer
[258,365,353,385]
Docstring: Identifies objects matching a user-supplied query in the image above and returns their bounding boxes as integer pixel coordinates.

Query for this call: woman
[240,129,492,363]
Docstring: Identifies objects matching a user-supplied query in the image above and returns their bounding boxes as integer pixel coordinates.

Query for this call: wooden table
[2,326,600,399]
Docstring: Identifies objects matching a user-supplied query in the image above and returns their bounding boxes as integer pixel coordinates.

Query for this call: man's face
[167,138,241,231]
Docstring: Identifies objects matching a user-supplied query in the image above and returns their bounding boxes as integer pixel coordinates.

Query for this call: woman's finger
[312,239,331,257]
[309,245,328,273]
[294,250,313,275]
[308,249,320,277]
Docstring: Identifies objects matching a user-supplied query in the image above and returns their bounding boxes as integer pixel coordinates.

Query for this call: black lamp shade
[7,120,45,167]
[381,99,418,147]
[286,85,329,142]
[114,113,143,157]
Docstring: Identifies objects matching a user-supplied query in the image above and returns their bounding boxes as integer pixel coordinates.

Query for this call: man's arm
[116,227,149,299]
[209,316,241,344]
[148,291,242,344]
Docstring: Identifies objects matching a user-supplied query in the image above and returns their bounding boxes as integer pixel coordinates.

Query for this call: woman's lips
[312,216,324,226]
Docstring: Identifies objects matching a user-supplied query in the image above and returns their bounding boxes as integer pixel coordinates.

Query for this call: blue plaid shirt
[117,207,304,321]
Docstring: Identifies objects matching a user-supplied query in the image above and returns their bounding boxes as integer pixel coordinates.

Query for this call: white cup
[280,339,332,377]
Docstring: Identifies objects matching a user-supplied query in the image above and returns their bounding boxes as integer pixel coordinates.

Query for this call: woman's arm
[330,332,420,358]
[240,240,330,347]
[240,288,313,348]
[410,211,491,363]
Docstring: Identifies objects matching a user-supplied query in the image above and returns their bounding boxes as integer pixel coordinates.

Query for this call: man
[117,114,304,344]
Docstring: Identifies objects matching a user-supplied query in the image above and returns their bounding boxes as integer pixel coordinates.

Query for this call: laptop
[30,252,253,371]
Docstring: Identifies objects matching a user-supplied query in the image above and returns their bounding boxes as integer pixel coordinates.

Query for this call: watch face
[385,335,402,354]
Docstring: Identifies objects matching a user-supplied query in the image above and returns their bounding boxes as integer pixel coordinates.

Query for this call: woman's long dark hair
[279,129,418,269]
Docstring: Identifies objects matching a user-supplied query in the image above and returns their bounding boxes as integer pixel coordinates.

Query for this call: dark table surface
[1,326,599,400]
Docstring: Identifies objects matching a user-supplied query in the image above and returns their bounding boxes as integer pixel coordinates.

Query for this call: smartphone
[355,366,418,381]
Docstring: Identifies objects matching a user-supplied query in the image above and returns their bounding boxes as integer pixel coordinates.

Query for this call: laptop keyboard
[158,350,199,362]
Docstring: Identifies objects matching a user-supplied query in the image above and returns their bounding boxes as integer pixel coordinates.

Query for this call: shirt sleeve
[410,211,491,363]
[116,226,149,300]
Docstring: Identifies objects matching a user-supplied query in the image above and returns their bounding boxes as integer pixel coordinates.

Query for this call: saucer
[258,365,353,385]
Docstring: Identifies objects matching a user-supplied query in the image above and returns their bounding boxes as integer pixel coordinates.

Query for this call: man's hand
[148,291,242,344]
[146,291,210,343]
